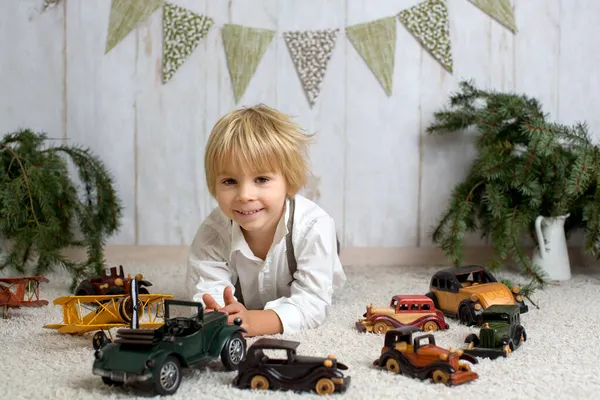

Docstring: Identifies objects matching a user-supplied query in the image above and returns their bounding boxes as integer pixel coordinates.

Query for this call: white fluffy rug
[2,262,600,400]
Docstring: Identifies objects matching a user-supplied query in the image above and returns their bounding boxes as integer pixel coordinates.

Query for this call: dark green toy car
[92,299,247,395]
[463,304,527,359]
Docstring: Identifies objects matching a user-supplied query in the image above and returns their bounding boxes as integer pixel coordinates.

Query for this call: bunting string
[99,0,517,106]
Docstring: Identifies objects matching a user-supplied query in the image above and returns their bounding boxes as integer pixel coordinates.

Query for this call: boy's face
[215,164,288,239]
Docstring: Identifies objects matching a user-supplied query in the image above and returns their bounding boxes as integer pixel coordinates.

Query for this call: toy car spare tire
[459,302,476,326]
[155,356,181,396]
[221,332,246,371]
[464,333,479,347]
[250,375,269,390]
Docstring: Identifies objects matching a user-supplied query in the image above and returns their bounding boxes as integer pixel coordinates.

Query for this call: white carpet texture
[2,262,600,400]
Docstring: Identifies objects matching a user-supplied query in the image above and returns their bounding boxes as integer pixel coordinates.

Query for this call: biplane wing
[43,293,174,334]
[0,275,49,311]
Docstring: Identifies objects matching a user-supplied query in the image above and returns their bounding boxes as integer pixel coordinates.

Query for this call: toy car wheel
[315,378,335,395]
[431,369,450,384]
[220,332,246,371]
[155,356,181,395]
[422,321,439,332]
[101,377,123,387]
[459,303,475,326]
[250,375,269,390]
[92,331,111,350]
[464,333,479,347]
[373,322,389,334]
[385,357,401,374]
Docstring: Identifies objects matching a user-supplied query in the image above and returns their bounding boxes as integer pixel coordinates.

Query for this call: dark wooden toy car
[373,326,479,386]
[234,338,351,395]
[357,294,449,334]
[92,293,247,395]
[75,265,152,296]
[463,304,527,359]
[425,265,528,326]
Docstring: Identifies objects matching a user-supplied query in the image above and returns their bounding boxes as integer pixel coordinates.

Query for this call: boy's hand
[220,286,250,332]
[202,293,222,312]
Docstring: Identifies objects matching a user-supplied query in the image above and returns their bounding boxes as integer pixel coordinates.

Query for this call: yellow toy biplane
[43,293,174,334]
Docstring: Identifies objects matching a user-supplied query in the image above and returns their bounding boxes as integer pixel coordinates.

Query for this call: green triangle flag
[105,0,165,54]
[222,24,275,104]
[345,17,397,97]
[468,0,517,33]
[162,3,213,84]
[398,0,453,73]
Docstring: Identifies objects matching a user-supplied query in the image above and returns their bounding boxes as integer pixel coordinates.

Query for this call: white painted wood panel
[65,0,136,243]
[1,0,600,250]
[345,0,421,247]
[275,0,346,244]
[0,0,64,136]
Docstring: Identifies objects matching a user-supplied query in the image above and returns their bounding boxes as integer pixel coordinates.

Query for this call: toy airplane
[0,276,49,319]
[43,291,173,334]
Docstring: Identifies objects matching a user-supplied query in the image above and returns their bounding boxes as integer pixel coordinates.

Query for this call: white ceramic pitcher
[531,214,571,281]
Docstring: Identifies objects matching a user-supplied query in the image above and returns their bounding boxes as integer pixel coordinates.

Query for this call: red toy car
[356,295,449,334]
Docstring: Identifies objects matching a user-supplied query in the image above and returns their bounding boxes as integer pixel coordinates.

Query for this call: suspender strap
[285,198,297,286]
[233,198,297,305]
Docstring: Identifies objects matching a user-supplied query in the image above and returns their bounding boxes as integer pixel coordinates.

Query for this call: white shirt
[185,195,346,334]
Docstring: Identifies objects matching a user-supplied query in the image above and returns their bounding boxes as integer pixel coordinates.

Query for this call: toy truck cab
[92,289,247,396]
[357,295,449,334]
[463,304,527,359]
[374,326,478,386]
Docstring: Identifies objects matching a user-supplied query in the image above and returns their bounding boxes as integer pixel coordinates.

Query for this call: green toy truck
[463,304,527,359]
[92,298,247,395]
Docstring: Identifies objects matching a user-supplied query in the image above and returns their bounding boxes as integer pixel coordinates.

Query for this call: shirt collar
[229,197,292,258]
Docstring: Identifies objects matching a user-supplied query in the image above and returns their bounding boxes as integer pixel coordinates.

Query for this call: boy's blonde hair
[204,104,313,197]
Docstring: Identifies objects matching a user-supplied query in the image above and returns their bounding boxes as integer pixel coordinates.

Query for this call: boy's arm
[186,223,234,308]
[264,216,344,334]
[245,310,283,336]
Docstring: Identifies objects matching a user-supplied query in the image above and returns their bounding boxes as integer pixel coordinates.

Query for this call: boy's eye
[222,179,236,185]
[255,177,270,184]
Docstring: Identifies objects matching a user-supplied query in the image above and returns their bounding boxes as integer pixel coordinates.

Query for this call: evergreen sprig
[427,81,600,296]
[0,129,123,291]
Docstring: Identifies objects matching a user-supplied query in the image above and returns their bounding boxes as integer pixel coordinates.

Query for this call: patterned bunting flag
[468,0,517,33]
[398,0,453,73]
[162,3,213,84]
[345,17,397,97]
[222,24,275,104]
[283,29,339,107]
[105,0,165,54]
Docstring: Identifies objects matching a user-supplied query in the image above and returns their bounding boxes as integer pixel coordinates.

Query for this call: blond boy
[185,104,346,336]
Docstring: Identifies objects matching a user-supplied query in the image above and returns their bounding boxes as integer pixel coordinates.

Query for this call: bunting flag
[162,3,213,84]
[398,0,453,73]
[222,24,275,104]
[105,0,164,54]
[283,29,339,107]
[345,17,397,97]
[468,0,517,33]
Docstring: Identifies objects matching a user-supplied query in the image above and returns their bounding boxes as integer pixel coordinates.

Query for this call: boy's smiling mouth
[235,208,264,215]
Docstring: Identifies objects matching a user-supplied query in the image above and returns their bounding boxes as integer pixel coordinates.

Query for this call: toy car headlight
[470,294,478,302]
[146,359,155,368]
[512,286,520,294]
[94,350,103,360]
[474,303,482,311]
[515,295,523,302]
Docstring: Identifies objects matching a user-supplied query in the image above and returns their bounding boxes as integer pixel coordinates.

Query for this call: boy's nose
[236,183,255,202]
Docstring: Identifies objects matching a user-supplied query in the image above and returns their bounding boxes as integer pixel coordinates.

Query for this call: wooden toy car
[234,338,351,395]
[373,326,478,386]
[356,295,449,334]
[92,292,247,395]
[0,276,49,318]
[424,265,528,326]
[463,304,527,359]
[74,265,151,296]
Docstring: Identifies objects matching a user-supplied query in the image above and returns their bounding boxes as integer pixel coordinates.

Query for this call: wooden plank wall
[1,0,599,250]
